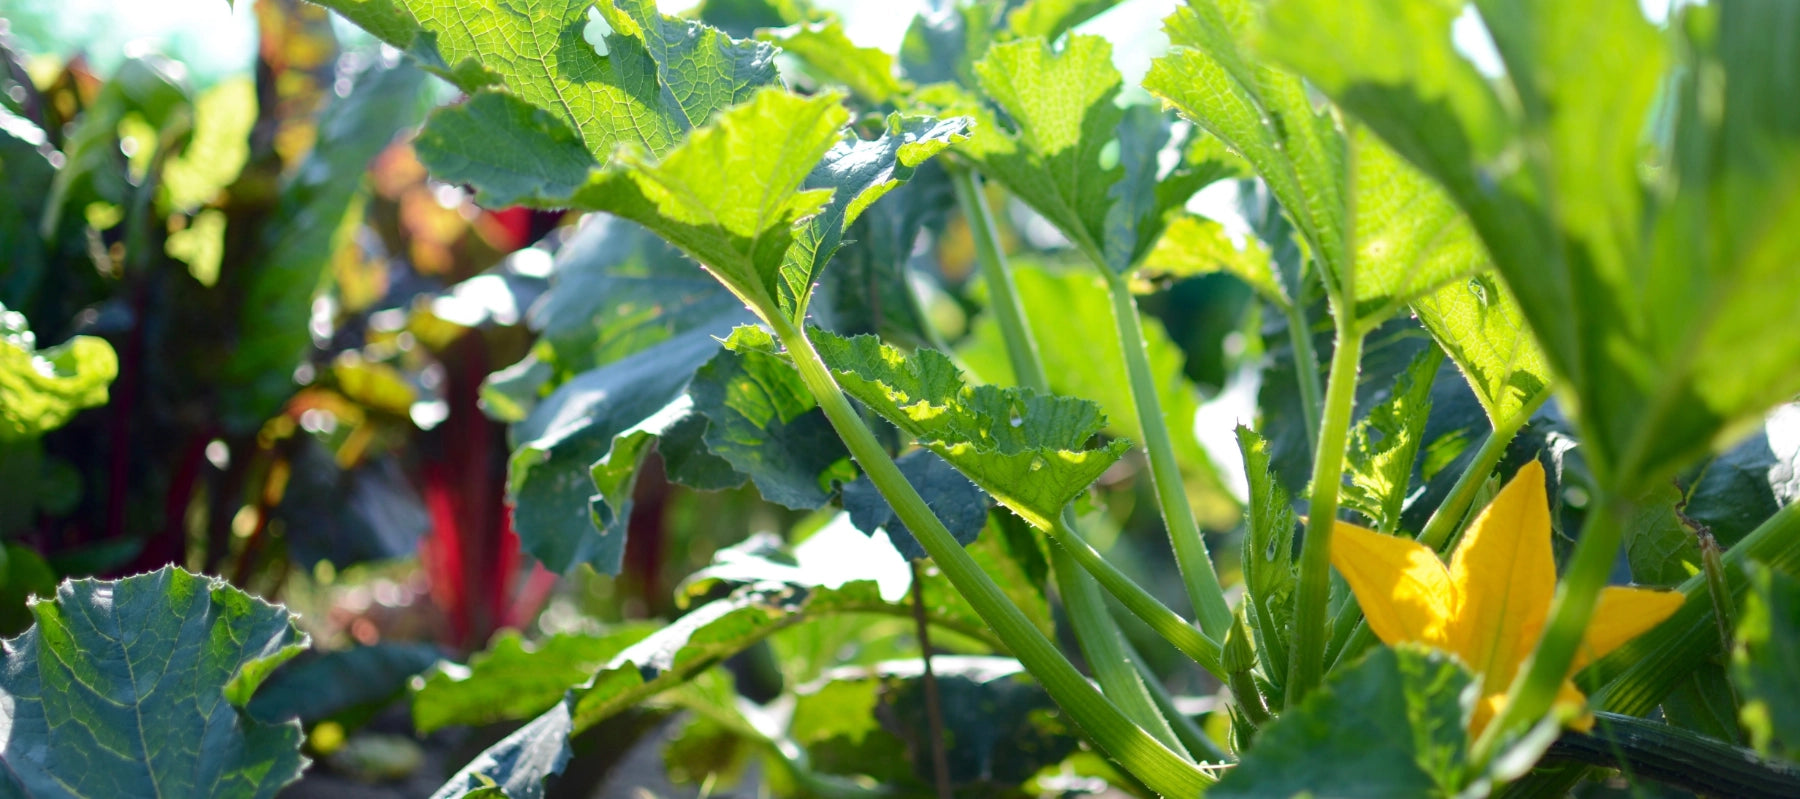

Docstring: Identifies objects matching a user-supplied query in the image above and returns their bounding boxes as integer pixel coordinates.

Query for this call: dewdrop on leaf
[584,7,614,56]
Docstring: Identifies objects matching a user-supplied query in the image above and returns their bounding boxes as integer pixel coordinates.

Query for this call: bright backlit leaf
[956,264,1236,525]
[0,567,309,798]
[760,19,911,104]
[1261,0,1800,489]
[958,34,1122,259]
[0,305,117,441]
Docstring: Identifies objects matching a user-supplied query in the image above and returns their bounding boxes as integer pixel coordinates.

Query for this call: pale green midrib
[773,313,1214,797]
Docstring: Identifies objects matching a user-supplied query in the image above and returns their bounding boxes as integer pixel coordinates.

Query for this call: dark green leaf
[899,5,994,88]
[509,325,731,575]
[429,701,573,799]
[1342,346,1441,532]
[1732,563,1800,760]
[841,449,991,560]
[1214,646,1471,798]
[688,335,852,510]
[0,566,310,798]
[248,643,444,726]
[795,657,1081,791]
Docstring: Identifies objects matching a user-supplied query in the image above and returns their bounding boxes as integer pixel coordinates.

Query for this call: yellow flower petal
[1446,460,1555,689]
[1571,585,1688,671]
[1329,520,1457,649]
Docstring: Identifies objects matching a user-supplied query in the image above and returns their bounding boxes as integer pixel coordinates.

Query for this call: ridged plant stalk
[953,169,1211,753]
[1093,261,1234,642]
[1285,316,1365,705]
[769,310,1214,797]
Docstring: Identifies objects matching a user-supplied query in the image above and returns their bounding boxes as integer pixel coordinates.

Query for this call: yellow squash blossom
[1329,460,1685,736]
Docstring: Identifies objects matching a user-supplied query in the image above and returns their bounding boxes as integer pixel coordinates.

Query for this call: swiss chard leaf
[0,304,117,441]
[0,567,309,799]
[220,60,425,431]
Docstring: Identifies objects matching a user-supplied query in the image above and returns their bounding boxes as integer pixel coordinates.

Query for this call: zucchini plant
[4,0,1800,797]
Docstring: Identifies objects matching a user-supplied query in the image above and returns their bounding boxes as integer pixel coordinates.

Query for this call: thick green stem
[954,168,1206,756]
[1472,496,1627,764]
[1097,265,1233,642]
[1283,302,1324,449]
[771,314,1213,797]
[952,170,1048,390]
[1285,319,1364,706]
[1048,516,1225,679]
[1053,546,1186,753]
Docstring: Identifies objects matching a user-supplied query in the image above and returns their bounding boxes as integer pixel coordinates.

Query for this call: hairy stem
[1285,318,1364,706]
[952,170,1047,390]
[771,314,1213,797]
[954,168,1204,750]
[1054,546,1186,753]
[1283,301,1324,448]
[1097,264,1233,642]
[1047,516,1224,679]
